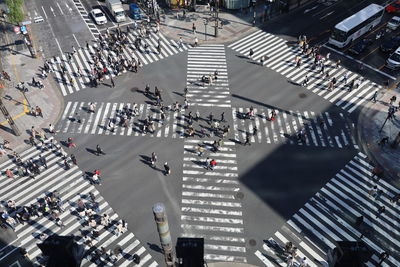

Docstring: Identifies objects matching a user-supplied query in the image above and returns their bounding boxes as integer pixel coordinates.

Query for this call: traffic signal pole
[153,203,175,267]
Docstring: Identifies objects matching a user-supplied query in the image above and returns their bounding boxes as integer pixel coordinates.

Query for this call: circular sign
[13,26,20,33]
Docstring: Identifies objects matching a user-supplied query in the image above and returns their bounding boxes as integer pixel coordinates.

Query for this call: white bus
[329,4,384,48]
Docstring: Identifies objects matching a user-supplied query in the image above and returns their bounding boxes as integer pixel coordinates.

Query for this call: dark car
[381,36,400,53]
[386,1,400,13]
[349,39,372,55]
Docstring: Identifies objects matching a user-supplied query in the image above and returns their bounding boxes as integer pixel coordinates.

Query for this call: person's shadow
[147,242,163,253]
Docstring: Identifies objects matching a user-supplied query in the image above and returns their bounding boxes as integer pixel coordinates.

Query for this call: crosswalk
[56,101,188,138]
[255,152,400,267]
[186,45,232,108]
[0,141,157,267]
[71,0,101,38]
[51,32,190,96]
[232,107,358,149]
[180,139,247,263]
[228,30,381,114]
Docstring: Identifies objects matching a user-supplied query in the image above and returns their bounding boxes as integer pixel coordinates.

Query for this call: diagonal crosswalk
[51,31,190,96]
[186,44,232,108]
[232,107,358,149]
[56,101,187,138]
[0,141,158,267]
[254,152,400,267]
[228,30,382,114]
[180,139,247,263]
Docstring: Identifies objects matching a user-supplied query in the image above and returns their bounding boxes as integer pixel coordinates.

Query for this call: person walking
[210,159,217,171]
[342,72,349,84]
[110,77,115,88]
[194,37,198,47]
[244,132,251,146]
[299,257,309,267]
[151,152,157,167]
[370,91,378,103]
[178,37,183,49]
[71,154,77,165]
[301,75,309,86]
[96,144,104,156]
[378,251,389,266]
[164,162,171,176]
[39,154,47,169]
[197,145,205,157]
[192,23,196,34]
[376,205,385,218]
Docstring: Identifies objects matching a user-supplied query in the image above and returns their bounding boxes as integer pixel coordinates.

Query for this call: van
[386,46,400,69]
[387,16,400,30]
[106,0,126,22]
[129,4,142,20]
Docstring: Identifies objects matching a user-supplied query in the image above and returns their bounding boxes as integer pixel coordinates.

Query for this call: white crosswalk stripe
[186,45,232,108]
[56,101,187,138]
[231,107,357,149]
[255,152,400,267]
[0,140,157,267]
[228,30,382,113]
[180,139,247,263]
[50,31,189,96]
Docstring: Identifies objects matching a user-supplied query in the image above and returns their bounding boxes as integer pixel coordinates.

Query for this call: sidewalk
[159,0,313,44]
[358,87,400,187]
[0,19,63,156]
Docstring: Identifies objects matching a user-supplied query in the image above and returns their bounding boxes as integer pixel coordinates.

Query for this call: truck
[106,0,126,23]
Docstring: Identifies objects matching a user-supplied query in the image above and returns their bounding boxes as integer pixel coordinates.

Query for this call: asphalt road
[52,40,359,264]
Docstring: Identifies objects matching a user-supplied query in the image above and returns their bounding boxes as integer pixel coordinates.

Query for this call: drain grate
[249,239,257,246]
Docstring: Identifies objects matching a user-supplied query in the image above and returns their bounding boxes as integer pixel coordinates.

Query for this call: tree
[5,0,25,24]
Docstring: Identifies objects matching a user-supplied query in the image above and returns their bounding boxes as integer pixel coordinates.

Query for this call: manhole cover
[235,192,244,200]
[299,93,307,98]
[249,239,257,246]
[21,63,25,67]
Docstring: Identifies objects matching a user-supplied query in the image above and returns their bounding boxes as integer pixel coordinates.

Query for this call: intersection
[1,0,400,266]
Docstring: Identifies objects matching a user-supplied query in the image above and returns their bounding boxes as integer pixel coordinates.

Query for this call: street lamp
[214,0,219,37]
[203,19,208,41]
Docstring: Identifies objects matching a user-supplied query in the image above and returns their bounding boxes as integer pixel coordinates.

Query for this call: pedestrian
[164,162,171,176]
[75,112,81,123]
[71,154,77,165]
[253,125,258,136]
[197,145,205,156]
[194,37,198,47]
[378,251,389,265]
[208,112,214,124]
[220,112,225,122]
[299,257,308,267]
[6,169,14,179]
[178,37,183,49]
[301,75,309,86]
[370,91,378,103]
[36,106,43,118]
[286,255,294,267]
[389,95,397,105]
[39,154,47,169]
[72,46,77,54]
[110,77,115,88]
[210,159,217,170]
[335,59,341,69]
[249,48,254,59]
[192,23,196,34]
[49,124,55,134]
[342,72,349,84]
[378,136,389,147]
[376,205,385,218]
[244,132,251,146]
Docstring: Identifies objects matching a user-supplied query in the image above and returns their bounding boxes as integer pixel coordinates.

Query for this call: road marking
[322,44,396,80]
[50,6,56,17]
[0,100,29,126]
[72,33,80,47]
[56,2,64,15]
[320,10,334,20]
[65,2,72,13]
[54,38,63,54]
[41,6,48,19]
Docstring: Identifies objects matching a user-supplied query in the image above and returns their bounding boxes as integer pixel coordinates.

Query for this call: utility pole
[214,0,218,37]
[153,203,175,267]
[203,19,208,41]
[379,113,391,133]
[24,33,37,59]
[0,99,21,136]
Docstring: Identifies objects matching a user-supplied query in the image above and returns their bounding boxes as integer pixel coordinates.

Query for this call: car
[386,1,400,13]
[387,16,400,30]
[90,8,107,25]
[381,36,400,53]
[386,46,400,69]
[349,38,372,55]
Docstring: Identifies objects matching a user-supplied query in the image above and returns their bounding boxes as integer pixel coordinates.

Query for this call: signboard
[20,26,27,32]
[13,27,20,34]
[22,20,32,25]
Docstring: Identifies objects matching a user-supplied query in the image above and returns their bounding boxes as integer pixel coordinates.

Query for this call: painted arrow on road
[304,5,318,14]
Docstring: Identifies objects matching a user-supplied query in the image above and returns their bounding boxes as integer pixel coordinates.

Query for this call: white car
[91,9,107,25]
[387,16,400,30]
[386,46,400,69]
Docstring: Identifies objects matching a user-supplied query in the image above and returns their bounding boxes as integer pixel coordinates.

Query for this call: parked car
[90,9,107,25]
[349,38,373,55]
[386,1,400,13]
[387,16,400,30]
[381,36,400,53]
[386,46,400,69]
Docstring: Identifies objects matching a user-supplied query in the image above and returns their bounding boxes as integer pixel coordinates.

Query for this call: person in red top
[210,159,217,171]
